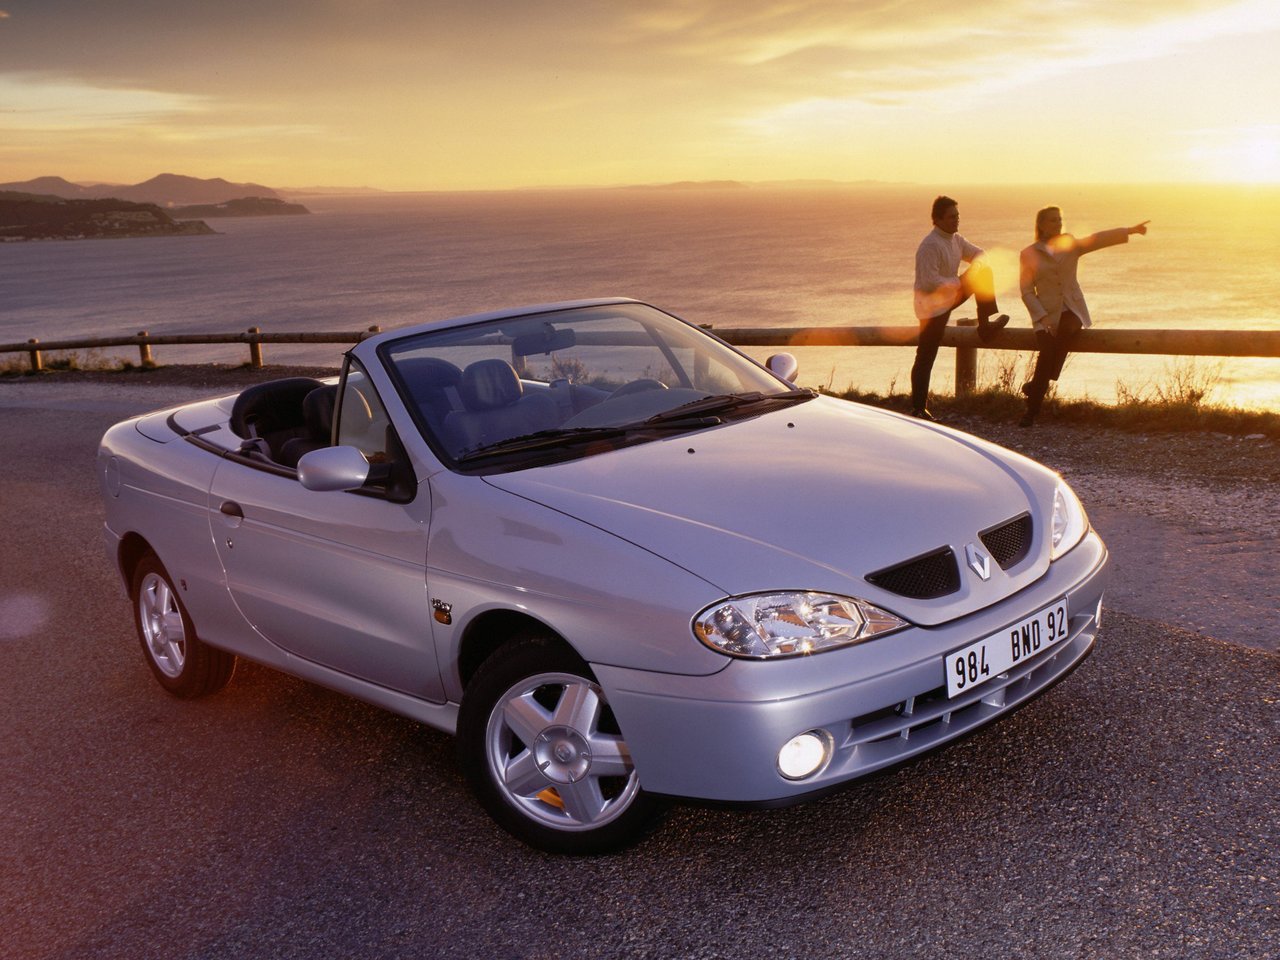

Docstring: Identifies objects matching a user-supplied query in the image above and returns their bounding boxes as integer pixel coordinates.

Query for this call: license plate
[946,598,1070,698]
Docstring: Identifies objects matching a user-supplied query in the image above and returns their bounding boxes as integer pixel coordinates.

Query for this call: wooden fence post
[137,331,153,366]
[27,338,43,373]
[955,318,977,397]
[247,327,263,368]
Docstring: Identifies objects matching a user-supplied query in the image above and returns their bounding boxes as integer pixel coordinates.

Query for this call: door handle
[219,501,244,519]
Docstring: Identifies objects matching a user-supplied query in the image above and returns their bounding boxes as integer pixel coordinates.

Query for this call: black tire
[130,552,235,699]
[458,635,663,854]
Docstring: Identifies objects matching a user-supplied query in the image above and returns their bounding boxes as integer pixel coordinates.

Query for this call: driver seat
[444,359,557,455]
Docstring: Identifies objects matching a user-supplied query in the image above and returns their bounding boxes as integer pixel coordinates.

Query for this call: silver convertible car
[98,298,1108,853]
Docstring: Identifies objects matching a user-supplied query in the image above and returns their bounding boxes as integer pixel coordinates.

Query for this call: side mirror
[767,353,799,383]
[297,446,371,492]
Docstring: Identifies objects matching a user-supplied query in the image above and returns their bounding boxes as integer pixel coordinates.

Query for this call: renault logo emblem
[965,543,991,581]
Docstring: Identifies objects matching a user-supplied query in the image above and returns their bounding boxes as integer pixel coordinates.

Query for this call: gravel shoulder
[949,414,1279,652]
[1,366,1277,959]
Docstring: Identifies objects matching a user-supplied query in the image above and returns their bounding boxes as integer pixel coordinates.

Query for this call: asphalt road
[2,381,1277,960]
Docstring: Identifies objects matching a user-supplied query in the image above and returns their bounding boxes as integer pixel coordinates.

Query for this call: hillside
[2,176,97,198]
[0,173,281,206]
[0,192,215,241]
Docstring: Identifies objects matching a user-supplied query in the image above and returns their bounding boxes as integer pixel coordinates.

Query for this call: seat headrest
[459,359,522,411]
[397,357,463,408]
[302,385,338,437]
[398,356,463,388]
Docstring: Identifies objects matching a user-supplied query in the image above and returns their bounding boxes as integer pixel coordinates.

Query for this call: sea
[3,182,1279,410]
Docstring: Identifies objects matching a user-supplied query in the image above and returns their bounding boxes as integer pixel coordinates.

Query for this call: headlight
[1050,481,1088,560]
[694,592,907,659]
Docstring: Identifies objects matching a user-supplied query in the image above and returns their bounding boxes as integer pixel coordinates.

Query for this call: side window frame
[334,355,417,503]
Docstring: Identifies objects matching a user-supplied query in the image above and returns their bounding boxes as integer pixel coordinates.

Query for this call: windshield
[380,302,801,466]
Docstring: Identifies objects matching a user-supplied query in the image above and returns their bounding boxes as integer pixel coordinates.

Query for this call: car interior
[224,359,597,471]
[228,376,332,468]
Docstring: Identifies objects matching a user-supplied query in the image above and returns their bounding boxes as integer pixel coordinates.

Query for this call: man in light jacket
[1018,207,1149,426]
[910,195,1009,421]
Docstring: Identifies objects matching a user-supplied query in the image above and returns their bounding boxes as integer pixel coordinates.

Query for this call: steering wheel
[608,379,668,399]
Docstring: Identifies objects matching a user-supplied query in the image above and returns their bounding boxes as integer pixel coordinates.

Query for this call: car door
[209,360,444,702]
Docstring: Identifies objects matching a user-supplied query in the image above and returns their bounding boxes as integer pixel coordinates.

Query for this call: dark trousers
[911,261,1000,411]
[1024,311,1083,416]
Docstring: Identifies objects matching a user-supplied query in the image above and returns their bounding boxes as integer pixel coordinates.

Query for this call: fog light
[777,730,832,780]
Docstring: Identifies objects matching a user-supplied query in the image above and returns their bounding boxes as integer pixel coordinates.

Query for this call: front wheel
[131,552,235,699]
[458,637,662,854]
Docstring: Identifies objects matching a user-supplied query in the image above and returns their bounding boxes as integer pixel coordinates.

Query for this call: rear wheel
[131,553,235,698]
[458,636,662,854]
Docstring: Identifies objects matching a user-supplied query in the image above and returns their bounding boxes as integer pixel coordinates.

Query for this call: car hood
[483,397,1059,625]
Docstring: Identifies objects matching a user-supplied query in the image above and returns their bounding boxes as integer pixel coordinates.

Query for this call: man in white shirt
[911,195,1009,420]
[1018,205,1149,426]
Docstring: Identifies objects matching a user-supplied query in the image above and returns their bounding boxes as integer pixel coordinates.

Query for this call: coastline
[5,184,1280,409]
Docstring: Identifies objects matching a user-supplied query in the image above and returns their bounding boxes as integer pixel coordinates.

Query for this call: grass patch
[0,348,156,377]
[823,355,1280,440]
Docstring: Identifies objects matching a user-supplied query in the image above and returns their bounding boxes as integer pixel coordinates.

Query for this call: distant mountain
[630,180,749,191]
[0,173,282,206]
[279,185,388,197]
[625,178,896,191]
[116,174,281,205]
[0,176,97,198]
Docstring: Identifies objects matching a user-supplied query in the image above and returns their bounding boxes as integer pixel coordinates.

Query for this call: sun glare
[1190,128,1280,183]
[1239,135,1280,182]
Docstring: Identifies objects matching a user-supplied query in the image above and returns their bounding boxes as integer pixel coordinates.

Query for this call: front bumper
[596,530,1108,803]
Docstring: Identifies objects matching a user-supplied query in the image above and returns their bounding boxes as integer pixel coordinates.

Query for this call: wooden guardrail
[712,320,1280,395]
[2,326,384,373]
[3,322,1279,396]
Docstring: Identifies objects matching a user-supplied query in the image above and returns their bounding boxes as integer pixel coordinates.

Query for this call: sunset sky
[2,0,1279,191]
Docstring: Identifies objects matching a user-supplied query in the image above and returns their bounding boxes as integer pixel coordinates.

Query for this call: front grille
[865,547,959,599]
[981,513,1033,569]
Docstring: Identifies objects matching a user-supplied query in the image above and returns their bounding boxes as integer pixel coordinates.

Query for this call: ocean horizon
[3,182,1278,410]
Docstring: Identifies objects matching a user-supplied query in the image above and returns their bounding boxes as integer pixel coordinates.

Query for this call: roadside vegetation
[0,348,154,375]
[825,353,1280,440]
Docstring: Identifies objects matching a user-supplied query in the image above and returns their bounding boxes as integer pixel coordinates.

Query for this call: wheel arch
[117,532,155,588]
[455,609,582,693]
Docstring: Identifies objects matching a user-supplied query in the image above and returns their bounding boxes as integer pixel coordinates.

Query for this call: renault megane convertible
[97,298,1108,853]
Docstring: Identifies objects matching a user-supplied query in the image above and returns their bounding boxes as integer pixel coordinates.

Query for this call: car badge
[965,543,992,581]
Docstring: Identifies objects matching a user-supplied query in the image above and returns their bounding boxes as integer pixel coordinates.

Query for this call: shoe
[978,314,1009,343]
[912,408,938,422]
[1018,413,1035,428]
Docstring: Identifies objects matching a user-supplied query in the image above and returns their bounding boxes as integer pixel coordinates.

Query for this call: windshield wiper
[454,420,719,463]
[456,426,629,462]
[642,389,816,427]
[454,391,814,463]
